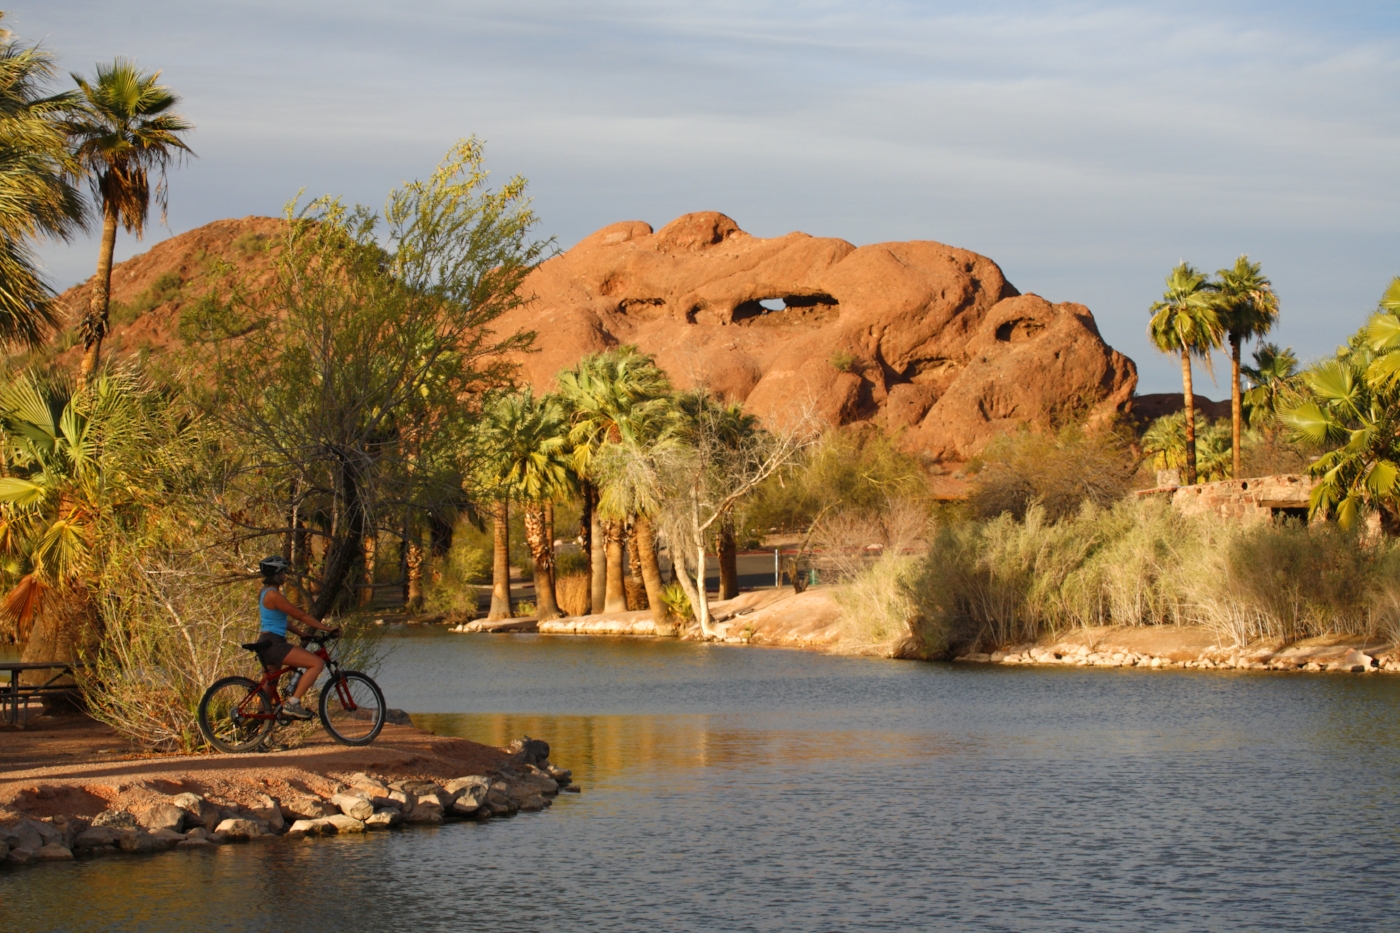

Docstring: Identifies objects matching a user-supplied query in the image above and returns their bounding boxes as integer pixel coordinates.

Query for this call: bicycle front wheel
[198,676,275,753]
[318,671,385,746]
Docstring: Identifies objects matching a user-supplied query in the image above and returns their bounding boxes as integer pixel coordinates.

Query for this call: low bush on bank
[902,499,1400,655]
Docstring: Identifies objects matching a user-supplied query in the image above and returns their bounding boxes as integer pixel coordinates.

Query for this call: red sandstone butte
[497,211,1137,461]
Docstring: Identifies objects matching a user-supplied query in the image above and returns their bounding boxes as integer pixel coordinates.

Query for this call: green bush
[659,581,692,622]
[965,422,1137,522]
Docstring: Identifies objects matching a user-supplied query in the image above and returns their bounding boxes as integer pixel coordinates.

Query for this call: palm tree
[1141,413,1234,483]
[1148,262,1224,485]
[0,371,152,659]
[0,19,86,347]
[556,347,671,613]
[67,59,193,384]
[1214,256,1279,477]
[1241,343,1299,429]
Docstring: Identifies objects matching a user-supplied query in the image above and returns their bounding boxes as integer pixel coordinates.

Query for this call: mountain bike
[196,631,386,753]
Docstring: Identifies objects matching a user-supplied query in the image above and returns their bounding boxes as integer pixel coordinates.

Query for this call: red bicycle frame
[236,641,356,721]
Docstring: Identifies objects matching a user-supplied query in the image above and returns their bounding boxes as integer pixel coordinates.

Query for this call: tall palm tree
[1214,256,1279,477]
[1148,263,1223,485]
[484,391,572,620]
[0,19,86,347]
[1242,343,1299,429]
[557,346,671,613]
[67,59,193,384]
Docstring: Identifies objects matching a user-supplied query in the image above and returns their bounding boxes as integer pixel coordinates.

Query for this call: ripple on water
[5,631,1400,932]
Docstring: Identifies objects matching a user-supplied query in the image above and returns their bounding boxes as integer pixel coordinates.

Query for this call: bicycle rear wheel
[198,676,275,753]
[318,671,385,746]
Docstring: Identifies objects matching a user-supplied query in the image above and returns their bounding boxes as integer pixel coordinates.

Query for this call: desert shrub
[829,349,857,373]
[422,525,490,619]
[836,554,921,652]
[556,547,589,576]
[555,573,590,616]
[966,422,1137,522]
[110,271,184,328]
[905,497,1400,655]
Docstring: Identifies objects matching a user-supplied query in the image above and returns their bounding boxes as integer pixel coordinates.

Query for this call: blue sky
[18,1,1400,394]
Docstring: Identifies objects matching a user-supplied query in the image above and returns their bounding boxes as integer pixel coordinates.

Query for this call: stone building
[1139,473,1315,524]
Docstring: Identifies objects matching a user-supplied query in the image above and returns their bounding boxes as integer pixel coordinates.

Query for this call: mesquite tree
[186,141,546,618]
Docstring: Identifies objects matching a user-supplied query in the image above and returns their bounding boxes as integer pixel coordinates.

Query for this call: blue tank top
[259,586,289,636]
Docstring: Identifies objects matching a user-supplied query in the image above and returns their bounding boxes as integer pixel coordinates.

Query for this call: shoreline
[0,718,575,868]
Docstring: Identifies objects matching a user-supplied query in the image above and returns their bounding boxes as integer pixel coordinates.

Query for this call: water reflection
[6,632,1400,932]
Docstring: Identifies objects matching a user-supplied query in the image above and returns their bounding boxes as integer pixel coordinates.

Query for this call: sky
[17,1,1400,394]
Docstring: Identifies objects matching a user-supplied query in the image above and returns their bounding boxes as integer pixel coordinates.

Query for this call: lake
[5,629,1400,932]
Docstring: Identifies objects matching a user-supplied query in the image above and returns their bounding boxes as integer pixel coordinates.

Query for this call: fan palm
[1148,262,1224,484]
[556,346,671,612]
[1140,413,1234,483]
[1214,256,1279,477]
[67,59,193,384]
[479,391,573,620]
[0,19,86,347]
[1241,343,1299,428]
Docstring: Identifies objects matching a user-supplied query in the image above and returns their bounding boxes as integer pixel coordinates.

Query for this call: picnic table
[0,661,80,726]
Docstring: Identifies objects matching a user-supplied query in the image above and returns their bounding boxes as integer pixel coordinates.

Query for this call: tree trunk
[78,206,119,388]
[309,452,368,620]
[524,502,561,620]
[579,482,594,612]
[589,486,606,614]
[1230,333,1243,480]
[488,499,512,620]
[625,516,647,610]
[1181,350,1198,486]
[428,510,453,585]
[636,515,667,625]
[359,534,377,607]
[686,484,715,638]
[405,539,424,611]
[603,518,627,613]
[718,521,739,600]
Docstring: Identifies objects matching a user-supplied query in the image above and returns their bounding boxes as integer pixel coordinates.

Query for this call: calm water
[6,630,1400,932]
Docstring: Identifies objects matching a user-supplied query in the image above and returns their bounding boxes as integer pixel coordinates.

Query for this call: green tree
[1148,262,1224,485]
[1242,343,1299,428]
[1141,413,1234,484]
[1280,280,1400,530]
[187,142,545,618]
[0,18,86,347]
[67,59,193,385]
[557,346,671,613]
[1214,256,1280,477]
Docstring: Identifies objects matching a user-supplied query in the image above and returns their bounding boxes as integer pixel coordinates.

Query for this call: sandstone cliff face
[499,211,1137,461]
[47,212,1137,464]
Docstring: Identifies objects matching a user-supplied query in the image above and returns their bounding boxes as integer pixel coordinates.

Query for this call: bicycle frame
[236,640,357,722]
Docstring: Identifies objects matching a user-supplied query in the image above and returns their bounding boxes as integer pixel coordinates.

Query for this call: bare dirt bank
[1,715,574,867]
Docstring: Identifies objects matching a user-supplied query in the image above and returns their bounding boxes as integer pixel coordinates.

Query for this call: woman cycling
[252,555,339,720]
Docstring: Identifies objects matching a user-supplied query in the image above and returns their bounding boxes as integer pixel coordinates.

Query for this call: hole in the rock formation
[732,294,839,326]
[995,318,1045,343]
[902,358,960,387]
[617,297,666,320]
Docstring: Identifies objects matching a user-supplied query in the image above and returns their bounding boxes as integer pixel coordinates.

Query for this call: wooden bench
[0,662,81,726]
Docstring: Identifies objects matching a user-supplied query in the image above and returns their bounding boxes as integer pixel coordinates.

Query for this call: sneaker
[281,698,314,721]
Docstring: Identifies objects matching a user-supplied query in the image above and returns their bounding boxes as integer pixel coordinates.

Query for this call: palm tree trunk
[625,516,647,610]
[589,486,606,614]
[718,522,739,600]
[579,482,594,612]
[78,206,119,388]
[359,534,376,607]
[488,499,512,620]
[604,518,627,612]
[636,515,667,625]
[523,501,561,620]
[1182,350,1198,486]
[1230,333,1243,480]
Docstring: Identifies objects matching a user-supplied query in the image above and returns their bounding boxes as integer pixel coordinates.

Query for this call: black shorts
[253,632,295,667]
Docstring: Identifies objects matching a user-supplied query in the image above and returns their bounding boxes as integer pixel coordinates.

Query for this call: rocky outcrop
[499,211,1137,460]
[46,212,1137,462]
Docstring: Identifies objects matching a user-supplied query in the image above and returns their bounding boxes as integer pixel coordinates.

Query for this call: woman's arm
[264,589,337,634]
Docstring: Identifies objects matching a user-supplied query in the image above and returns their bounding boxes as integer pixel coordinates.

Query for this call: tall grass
[900,498,1400,654]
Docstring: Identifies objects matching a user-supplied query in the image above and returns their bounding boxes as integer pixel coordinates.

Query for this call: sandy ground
[0,712,510,823]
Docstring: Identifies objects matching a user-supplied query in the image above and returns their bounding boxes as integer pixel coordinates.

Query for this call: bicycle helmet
[259,555,292,580]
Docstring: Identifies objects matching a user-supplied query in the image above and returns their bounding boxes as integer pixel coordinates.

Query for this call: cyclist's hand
[327,627,342,638]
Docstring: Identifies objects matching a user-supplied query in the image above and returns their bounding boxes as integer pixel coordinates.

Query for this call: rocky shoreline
[0,733,576,869]
[957,630,1400,674]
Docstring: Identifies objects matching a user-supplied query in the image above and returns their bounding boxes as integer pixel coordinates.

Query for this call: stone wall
[1139,474,1315,525]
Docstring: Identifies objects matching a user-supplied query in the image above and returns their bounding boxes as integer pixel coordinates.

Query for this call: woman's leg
[282,646,324,700]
